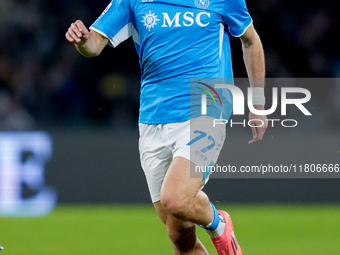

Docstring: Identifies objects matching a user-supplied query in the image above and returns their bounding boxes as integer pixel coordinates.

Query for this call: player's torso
[129,0,227,81]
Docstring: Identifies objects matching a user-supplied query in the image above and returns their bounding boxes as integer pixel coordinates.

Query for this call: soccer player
[66,0,267,254]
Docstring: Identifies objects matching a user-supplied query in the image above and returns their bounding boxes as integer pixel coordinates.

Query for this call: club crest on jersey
[141,10,160,31]
[195,0,209,9]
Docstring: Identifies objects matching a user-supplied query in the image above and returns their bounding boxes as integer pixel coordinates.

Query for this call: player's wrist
[250,87,265,106]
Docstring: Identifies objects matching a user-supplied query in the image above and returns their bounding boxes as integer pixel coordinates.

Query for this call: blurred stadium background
[0,0,339,254]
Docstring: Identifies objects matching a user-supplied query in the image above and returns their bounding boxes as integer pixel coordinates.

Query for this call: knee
[160,193,191,219]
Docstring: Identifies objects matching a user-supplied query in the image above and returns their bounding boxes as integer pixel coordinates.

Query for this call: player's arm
[240,24,267,144]
[65,20,108,58]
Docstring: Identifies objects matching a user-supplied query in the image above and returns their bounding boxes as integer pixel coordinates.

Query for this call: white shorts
[138,116,226,203]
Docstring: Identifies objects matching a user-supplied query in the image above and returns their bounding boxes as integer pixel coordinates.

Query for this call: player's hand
[65,20,90,44]
[248,105,267,144]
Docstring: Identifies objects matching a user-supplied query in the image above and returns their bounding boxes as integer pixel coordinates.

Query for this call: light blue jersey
[90,0,252,124]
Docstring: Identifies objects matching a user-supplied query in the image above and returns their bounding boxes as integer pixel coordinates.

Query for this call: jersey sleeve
[222,0,252,37]
[90,0,133,47]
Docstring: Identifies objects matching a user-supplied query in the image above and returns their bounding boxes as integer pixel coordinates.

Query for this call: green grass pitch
[0,204,339,254]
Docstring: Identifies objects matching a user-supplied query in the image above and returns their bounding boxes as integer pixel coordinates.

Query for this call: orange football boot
[210,210,243,255]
